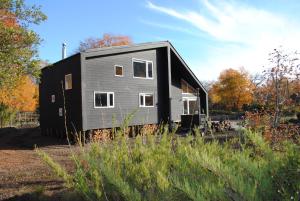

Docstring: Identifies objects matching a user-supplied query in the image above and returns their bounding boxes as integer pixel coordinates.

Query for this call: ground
[0,127,75,201]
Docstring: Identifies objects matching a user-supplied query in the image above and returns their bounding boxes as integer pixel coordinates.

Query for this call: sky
[28,0,300,80]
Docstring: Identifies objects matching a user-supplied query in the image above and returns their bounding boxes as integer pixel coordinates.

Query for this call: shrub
[244,111,300,144]
[37,127,300,201]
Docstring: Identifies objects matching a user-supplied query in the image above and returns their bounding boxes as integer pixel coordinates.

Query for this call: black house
[39,41,208,135]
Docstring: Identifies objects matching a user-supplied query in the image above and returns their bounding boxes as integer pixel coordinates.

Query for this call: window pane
[115,66,123,76]
[109,93,113,106]
[95,93,107,107]
[148,62,153,78]
[181,80,188,93]
[65,74,72,90]
[140,95,144,106]
[145,94,153,106]
[51,95,55,103]
[188,85,196,94]
[189,100,197,115]
[183,100,188,114]
[133,61,146,78]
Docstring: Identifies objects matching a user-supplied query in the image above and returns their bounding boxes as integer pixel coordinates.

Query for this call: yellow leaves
[210,68,254,110]
[0,75,38,112]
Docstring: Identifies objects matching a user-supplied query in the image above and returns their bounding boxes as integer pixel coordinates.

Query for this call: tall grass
[37,126,300,201]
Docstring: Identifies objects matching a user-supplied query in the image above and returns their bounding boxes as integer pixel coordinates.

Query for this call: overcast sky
[29,0,300,80]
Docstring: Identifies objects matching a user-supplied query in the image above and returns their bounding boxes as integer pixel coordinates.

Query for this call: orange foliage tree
[210,68,254,110]
[76,33,132,52]
[0,76,38,112]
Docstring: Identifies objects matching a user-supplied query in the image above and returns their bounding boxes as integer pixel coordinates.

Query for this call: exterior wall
[170,64,183,122]
[81,48,169,130]
[170,50,206,122]
[39,54,82,135]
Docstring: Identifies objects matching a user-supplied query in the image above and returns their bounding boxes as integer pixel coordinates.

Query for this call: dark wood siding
[81,49,169,130]
[156,48,170,123]
[39,54,82,135]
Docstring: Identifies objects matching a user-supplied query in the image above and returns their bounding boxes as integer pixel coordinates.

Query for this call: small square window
[65,74,72,90]
[51,95,55,103]
[115,65,123,77]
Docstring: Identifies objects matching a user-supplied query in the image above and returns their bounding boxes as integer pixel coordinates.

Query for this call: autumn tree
[0,0,46,89]
[76,33,132,52]
[0,0,45,125]
[0,75,38,111]
[258,48,300,127]
[210,68,254,111]
[0,75,38,126]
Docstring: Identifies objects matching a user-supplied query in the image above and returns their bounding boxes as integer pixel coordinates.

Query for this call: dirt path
[0,127,75,201]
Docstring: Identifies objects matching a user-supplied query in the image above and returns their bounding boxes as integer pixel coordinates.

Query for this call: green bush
[0,103,16,127]
[37,127,300,201]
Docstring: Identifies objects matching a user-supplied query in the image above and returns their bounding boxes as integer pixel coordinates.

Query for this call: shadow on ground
[0,127,68,150]
[3,189,81,201]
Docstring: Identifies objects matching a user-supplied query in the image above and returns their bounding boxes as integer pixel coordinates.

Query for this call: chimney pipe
[62,43,67,59]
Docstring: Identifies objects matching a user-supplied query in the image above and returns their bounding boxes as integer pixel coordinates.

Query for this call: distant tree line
[205,47,300,127]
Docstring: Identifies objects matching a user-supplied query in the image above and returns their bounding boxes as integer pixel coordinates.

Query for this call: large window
[183,98,198,115]
[133,59,153,79]
[181,79,196,94]
[65,74,72,90]
[94,92,114,108]
[115,65,123,77]
[139,93,154,107]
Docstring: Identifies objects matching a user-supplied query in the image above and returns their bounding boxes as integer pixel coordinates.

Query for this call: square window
[139,93,154,107]
[133,61,147,78]
[133,59,153,79]
[182,98,197,115]
[65,74,72,90]
[115,65,123,77]
[94,92,114,108]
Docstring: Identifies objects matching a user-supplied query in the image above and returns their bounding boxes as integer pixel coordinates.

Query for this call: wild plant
[37,122,300,201]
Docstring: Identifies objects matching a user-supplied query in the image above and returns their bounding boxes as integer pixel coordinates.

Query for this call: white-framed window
[51,95,55,103]
[59,108,63,116]
[183,97,198,115]
[65,74,72,90]
[115,65,124,77]
[133,59,153,79]
[94,91,114,108]
[139,93,154,107]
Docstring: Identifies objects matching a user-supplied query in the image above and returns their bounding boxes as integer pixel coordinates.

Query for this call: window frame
[182,97,197,115]
[132,58,153,79]
[65,74,72,90]
[139,93,154,107]
[114,65,124,77]
[94,91,115,108]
